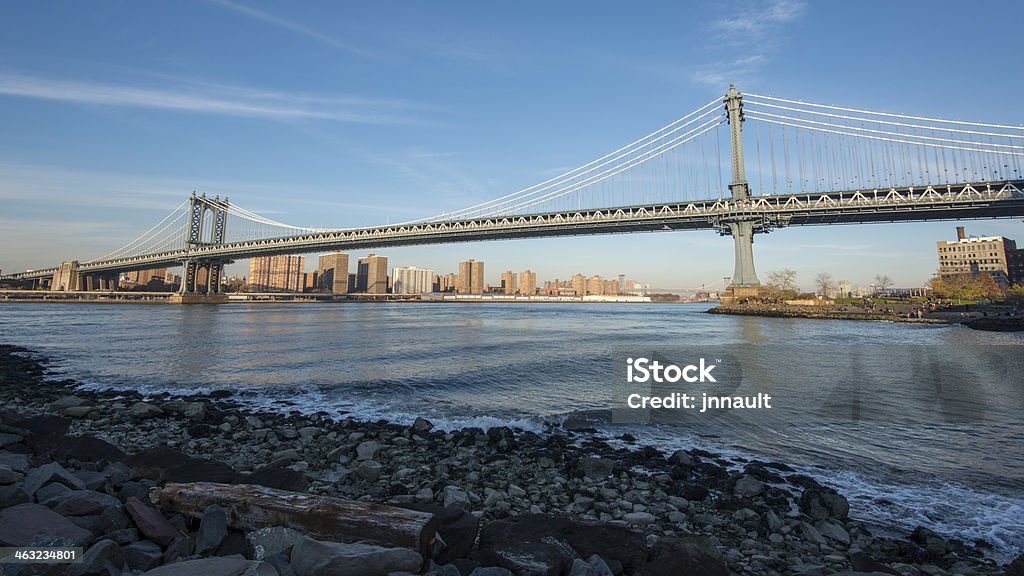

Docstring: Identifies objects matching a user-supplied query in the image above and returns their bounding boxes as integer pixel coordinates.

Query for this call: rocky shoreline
[0,344,1019,576]
[707,304,947,324]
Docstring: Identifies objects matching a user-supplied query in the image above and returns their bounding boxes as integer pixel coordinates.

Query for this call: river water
[0,302,1021,558]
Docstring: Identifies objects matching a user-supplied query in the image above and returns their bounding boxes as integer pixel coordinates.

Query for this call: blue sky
[1,0,1022,290]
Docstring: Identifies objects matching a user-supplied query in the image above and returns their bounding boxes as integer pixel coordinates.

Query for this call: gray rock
[278,428,299,440]
[291,537,422,576]
[815,519,851,545]
[195,504,229,556]
[623,511,656,524]
[64,406,99,419]
[70,539,124,576]
[0,484,30,508]
[443,485,470,509]
[800,486,850,521]
[0,503,94,547]
[139,556,275,575]
[183,403,207,422]
[161,535,194,565]
[0,464,21,485]
[355,441,380,461]
[354,460,381,482]
[577,457,615,480]
[586,555,614,576]
[800,521,828,546]
[45,489,122,516]
[123,540,163,572]
[246,527,305,561]
[733,475,766,498]
[23,461,87,495]
[35,481,73,503]
[411,417,434,434]
[468,568,515,576]
[297,426,320,440]
[103,462,136,486]
[51,396,91,411]
[0,450,30,473]
[99,527,139,545]
[128,402,164,419]
[568,558,600,576]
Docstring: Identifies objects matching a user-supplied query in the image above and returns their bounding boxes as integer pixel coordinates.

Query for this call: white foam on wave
[819,467,1024,561]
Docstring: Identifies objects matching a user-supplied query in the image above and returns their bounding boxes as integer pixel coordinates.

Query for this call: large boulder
[195,504,230,556]
[291,537,422,576]
[56,435,127,464]
[799,485,850,521]
[0,503,94,547]
[240,464,309,492]
[125,446,237,484]
[123,540,163,572]
[475,514,647,576]
[643,539,728,576]
[23,461,86,495]
[125,496,182,547]
[45,489,122,516]
[70,539,125,576]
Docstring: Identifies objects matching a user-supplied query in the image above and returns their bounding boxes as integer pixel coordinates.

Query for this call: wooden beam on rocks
[151,482,437,557]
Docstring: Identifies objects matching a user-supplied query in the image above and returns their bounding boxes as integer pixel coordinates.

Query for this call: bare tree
[766,269,798,291]
[873,274,894,295]
[815,272,834,297]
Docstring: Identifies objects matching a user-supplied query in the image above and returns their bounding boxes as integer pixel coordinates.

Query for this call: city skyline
[2,2,1023,287]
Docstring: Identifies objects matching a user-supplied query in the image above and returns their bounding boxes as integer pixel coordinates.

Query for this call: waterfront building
[937,226,1016,286]
[457,259,485,294]
[249,255,305,292]
[301,271,318,292]
[588,275,605,295]
[317,252,349,293]
[519,270,537,296]
[393,267,434,294]
[501,270,517,294]
[356,254,388,294]
[1008,248,1024,286]
[571,274,586,296]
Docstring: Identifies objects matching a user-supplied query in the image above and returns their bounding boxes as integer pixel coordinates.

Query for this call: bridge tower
[176,193,230,302]
[718,85,776,304]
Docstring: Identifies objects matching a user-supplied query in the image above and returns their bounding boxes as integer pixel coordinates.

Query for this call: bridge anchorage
[3,84,1024,302]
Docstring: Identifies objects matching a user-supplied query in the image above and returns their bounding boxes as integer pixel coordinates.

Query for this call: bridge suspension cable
[743,93,1024,194]
[410,98,728,222]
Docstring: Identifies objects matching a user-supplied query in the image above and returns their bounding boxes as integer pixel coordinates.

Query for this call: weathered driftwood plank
[151,482,437,556]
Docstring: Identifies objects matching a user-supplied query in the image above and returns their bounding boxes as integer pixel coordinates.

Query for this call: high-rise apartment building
[519,270,537,296]
[588,275,605,295]
[501,270,517,295]
[937,226,1016,285]
[317,252,349,293]
[356,253,388,294]
[457,259,485,294]
[393,267,434,294]
[249,255,305,292]
[571,273,586,296]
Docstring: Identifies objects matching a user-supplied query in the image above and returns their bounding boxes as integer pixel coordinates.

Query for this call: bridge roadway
[4,180,1023,281]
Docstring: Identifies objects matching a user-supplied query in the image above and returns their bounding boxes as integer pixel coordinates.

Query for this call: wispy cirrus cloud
[690,0,806,88]
[207,0,374,58]
[711,0,805,38]
[0,73,423,125]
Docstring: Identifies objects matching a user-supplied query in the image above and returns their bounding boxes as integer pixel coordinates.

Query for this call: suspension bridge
[3,86,1023,301]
